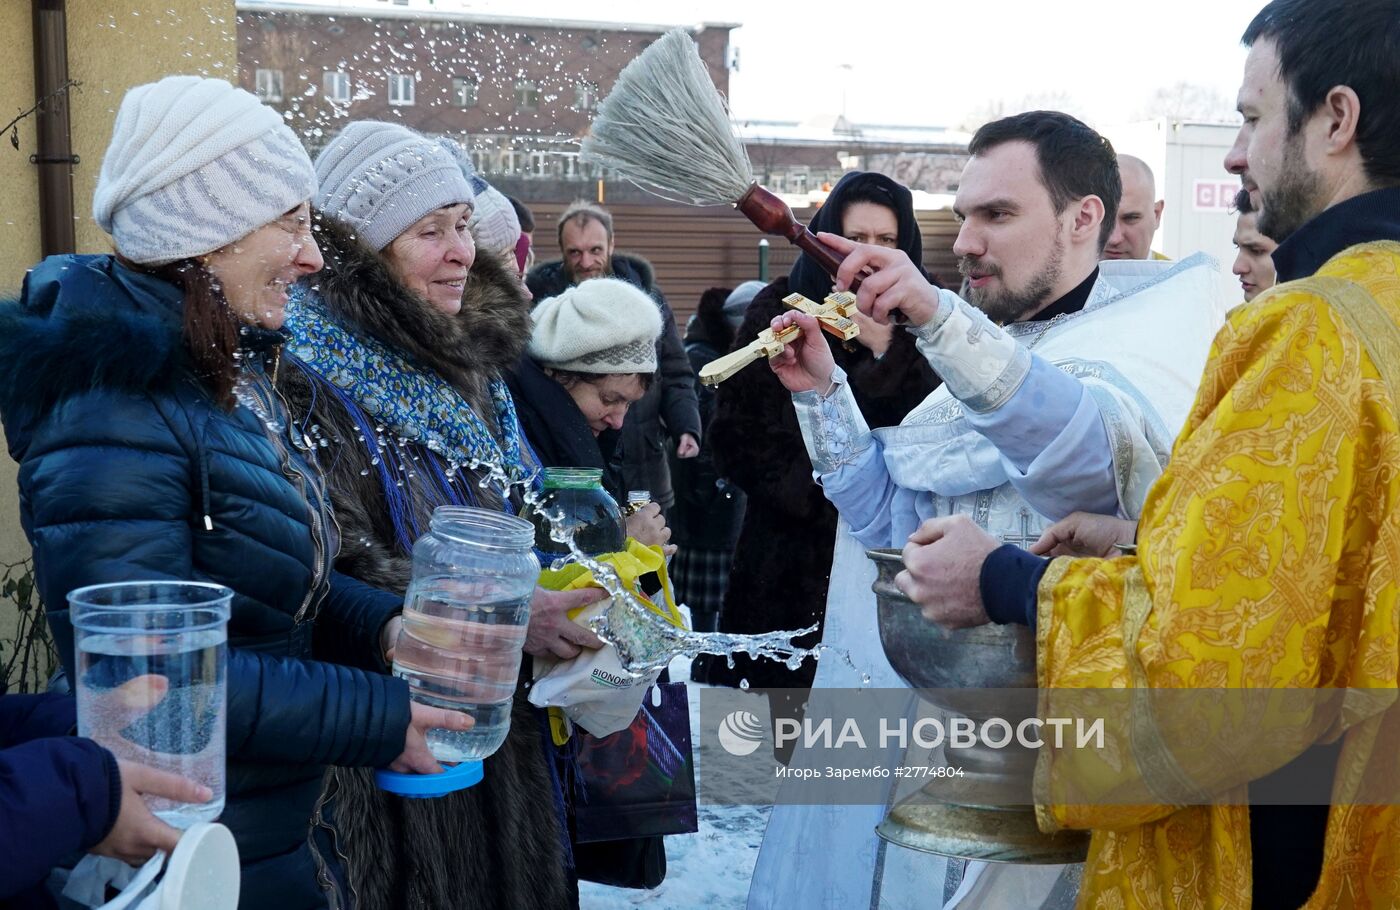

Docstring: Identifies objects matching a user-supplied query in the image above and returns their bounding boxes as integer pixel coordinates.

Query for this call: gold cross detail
[698,291,864,386]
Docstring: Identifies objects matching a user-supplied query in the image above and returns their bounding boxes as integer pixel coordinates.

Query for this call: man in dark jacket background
[527,201,701,513]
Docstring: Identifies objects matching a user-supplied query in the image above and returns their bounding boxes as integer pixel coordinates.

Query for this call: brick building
[235,1,968,199]
[235,0,736,171]
[234,1,968,303]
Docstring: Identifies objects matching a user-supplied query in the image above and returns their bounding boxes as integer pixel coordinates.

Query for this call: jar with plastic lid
[520,467,625,560]
[382,506,539,794]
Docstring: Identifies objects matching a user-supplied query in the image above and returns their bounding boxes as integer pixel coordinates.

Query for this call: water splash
[426,446,846,679]
[244,388,859,682]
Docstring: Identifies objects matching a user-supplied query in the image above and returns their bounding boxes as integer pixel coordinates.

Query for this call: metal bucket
[866,548,1088,864]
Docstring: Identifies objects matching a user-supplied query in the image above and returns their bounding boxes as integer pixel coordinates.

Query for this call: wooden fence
[525,201,961,322]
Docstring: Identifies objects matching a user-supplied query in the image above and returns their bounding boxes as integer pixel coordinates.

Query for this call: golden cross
[698,291,863,387]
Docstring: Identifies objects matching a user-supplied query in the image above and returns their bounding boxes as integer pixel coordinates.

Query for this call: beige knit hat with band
[529,278,663,374]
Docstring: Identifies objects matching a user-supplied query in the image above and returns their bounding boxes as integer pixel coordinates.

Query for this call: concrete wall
[0,6,42,301]
[66,2,239,255]
[0,1,236,616]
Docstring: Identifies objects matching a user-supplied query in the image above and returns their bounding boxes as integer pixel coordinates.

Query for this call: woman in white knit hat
[508,277,674,550]
[0,77,462,908]
[277,120,610,910]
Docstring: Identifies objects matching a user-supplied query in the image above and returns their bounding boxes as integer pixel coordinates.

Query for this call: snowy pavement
[579,663,768,910]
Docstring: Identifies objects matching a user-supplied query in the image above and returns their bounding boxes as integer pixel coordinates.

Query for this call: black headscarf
[785,170,928,302]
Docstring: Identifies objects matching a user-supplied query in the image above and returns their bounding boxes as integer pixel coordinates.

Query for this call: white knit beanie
[530,278,663,374]
[433,137,521,257]
[92,75,316,266]
[315,121,473,251]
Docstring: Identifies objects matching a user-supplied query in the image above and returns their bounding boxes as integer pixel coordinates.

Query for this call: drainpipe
[32,0,76,256]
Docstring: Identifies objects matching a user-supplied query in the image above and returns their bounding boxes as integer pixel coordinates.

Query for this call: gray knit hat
[530,278,663,374]
[468,180,522,258]
[314,121,473,251]
[433,137,521,257]
[723,280,766,329]
[92,76,316,266]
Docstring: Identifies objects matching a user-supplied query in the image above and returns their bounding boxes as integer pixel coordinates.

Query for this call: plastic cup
[69,581,232,828]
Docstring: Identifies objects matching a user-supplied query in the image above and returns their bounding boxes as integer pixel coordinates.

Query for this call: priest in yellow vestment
[872,1,1400,906]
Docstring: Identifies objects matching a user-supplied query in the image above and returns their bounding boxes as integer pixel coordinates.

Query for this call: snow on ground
[579,661,768,910]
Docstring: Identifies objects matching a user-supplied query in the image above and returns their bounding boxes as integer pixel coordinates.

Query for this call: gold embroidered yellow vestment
[1035,241,1400,908]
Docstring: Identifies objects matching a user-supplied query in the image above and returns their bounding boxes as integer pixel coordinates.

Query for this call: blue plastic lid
[375,760,484,797]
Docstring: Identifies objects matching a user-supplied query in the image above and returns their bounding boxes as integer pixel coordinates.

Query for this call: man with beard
[753,111,1228,909]
[893,0,1400,906]
[527,201,701,515]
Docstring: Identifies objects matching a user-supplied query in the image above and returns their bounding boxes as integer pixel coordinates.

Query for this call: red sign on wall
[1192,179,1241,212]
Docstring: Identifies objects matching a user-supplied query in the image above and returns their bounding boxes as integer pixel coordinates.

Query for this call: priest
[893,1,1400,907]
[749,111,1229,909]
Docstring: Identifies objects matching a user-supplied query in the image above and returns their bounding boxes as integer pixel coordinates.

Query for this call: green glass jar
[521,468,625,559]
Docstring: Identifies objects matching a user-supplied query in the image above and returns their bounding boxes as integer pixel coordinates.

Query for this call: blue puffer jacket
[0,256,412,884]
[0,690,117,907]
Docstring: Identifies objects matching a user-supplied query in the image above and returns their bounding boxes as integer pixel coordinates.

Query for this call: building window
[572,82,596,112]
[452,76,478,109]
[255,68,283,102]
[323,70,350,104]
[515,81,539,111]
[388,73,415,106]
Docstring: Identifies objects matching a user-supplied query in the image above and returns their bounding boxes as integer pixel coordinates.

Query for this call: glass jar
[520,467,625,559]
[392,506,540,764]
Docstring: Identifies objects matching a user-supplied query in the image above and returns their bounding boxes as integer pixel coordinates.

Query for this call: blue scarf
[284,289,537,551]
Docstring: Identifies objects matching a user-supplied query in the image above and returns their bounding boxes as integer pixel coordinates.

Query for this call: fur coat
[278,219,571,910]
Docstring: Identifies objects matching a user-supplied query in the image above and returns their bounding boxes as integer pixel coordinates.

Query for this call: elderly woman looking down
[508,277,673,551]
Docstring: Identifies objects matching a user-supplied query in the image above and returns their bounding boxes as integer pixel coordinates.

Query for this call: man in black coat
[527,201,702,512]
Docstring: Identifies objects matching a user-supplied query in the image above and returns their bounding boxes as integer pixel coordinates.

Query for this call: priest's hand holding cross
[895,515,1001,629]
[767,310,838,394]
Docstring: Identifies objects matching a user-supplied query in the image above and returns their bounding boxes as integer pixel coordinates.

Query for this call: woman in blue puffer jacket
[0,76,466,909]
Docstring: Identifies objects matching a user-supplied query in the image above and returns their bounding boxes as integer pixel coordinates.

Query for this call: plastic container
[70,581,232,828]
[520,467,625,559]
[390,506,540,770]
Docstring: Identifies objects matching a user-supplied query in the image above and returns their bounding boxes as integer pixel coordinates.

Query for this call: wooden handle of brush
[735,183,907,324]
[791,229,856,289]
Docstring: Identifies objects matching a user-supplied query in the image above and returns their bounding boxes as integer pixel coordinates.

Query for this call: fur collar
[307,215,532,410]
